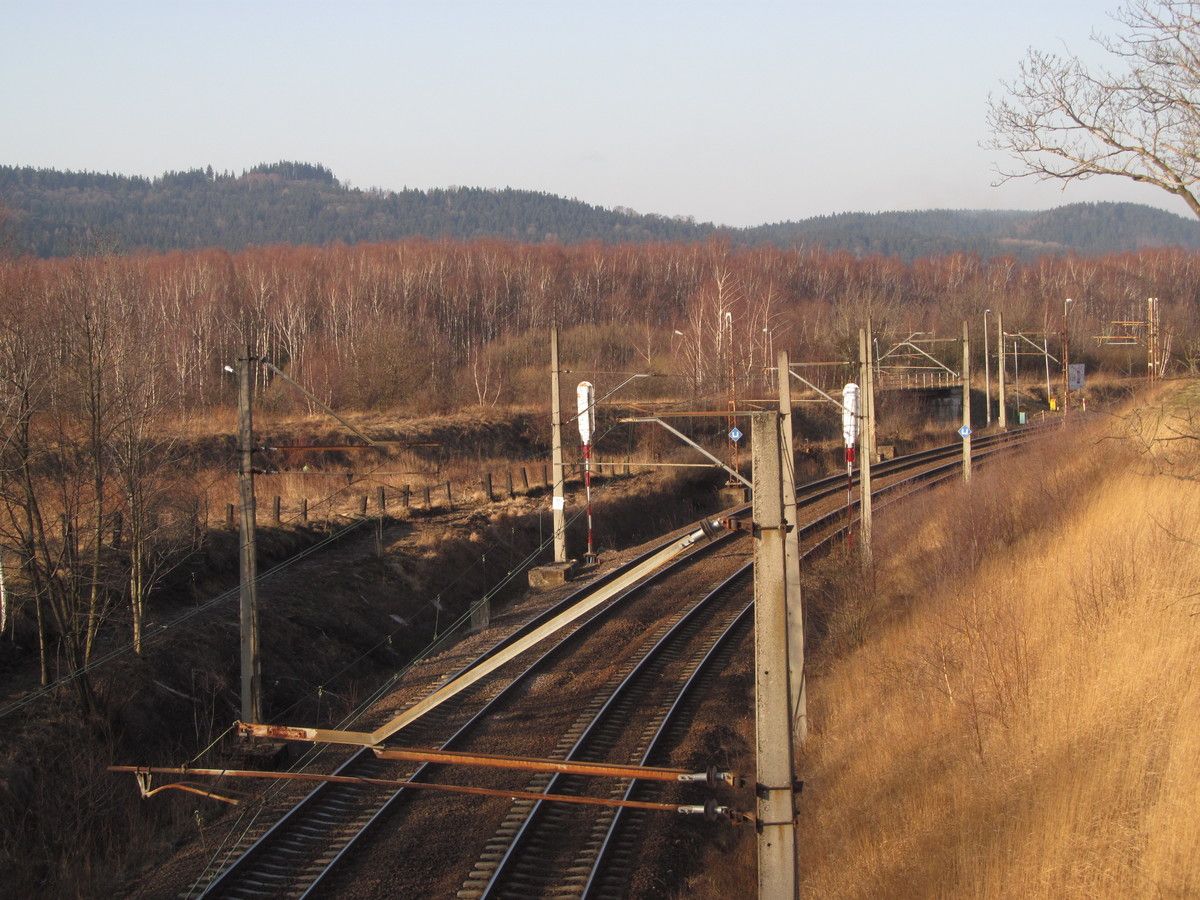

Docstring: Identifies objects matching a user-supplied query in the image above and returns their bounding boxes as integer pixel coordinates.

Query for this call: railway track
[191,426,1040,899]
[461,432,1028,899]
[576,442,1004,899]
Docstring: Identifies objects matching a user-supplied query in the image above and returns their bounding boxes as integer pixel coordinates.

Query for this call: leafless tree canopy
[989,1,1200,217]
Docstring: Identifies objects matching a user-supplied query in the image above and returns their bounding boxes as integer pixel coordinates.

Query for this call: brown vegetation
[793,388,1200,897]
[0,233,1195,896]
[3,240,1198,417]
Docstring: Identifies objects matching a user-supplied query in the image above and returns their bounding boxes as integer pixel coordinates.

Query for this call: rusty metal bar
[109,766,742,820]
[590,461,719,469]
[268,444,383,452]
[368,746,739,786]
[134,777,242,805]
[257,471,428,477]
[617,410,749,417]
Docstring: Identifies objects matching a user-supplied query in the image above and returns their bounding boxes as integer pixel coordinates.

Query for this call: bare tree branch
[988,1,1200,217]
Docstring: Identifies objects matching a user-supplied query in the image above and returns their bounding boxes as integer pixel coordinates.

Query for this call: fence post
[300,497,308,523]
[507,471,515,499]
[226,503,235,528]
[403,485,411,508]
[359,495,368,517]
[272,495,281,524]
[377,486,386,515]
[521,466,530,492]
[424,485,432,508]
[482,472,494,502]
[445,480,453,509]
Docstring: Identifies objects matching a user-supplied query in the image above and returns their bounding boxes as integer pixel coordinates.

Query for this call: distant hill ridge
[2,161,1198,259]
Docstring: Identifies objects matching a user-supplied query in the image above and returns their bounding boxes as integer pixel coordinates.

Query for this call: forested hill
[0,163,714,256]
[2,162,1199,259]
[743,205,1200,258]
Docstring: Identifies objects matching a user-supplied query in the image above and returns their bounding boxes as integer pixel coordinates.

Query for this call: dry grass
[795,389,1200,898]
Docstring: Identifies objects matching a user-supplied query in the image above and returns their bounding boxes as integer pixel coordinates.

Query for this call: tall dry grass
[796,395,1200,898]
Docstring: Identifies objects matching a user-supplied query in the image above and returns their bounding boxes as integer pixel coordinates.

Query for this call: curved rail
[476,428,1042,898]
[460,566,754,898]
[194,426,1041,898]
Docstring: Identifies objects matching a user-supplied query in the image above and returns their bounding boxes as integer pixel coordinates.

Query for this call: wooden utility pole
[750,412,798,899]
[857,329,873,562]
[776,350,806,744]
[237,349,262,725]
[962,320,972,484]
[997,311,1007,429]
[550,326,567,563]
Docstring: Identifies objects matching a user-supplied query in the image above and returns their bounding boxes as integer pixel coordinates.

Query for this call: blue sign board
[958,424,972,439]
[729,426,743,443]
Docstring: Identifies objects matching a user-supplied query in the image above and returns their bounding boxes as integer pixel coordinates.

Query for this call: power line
[0,419,629,722]
[0,454,396,721]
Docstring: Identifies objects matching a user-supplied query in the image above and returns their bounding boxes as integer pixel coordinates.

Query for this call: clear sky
[2,0,1189,226]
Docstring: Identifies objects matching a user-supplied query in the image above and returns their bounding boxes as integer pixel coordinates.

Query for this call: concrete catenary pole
[962,320,972,484]
[983,309,992,427]
[1147,297,1157,382]
[1062,299,1072,412]
[550,326,567,564]
[997,311,1007,430]
[776,350,806,744]
[866,317,878,461]
[857,329,873,561]
[1043,335,1052,409]
[750,412,798,899]
[237,348,262,725]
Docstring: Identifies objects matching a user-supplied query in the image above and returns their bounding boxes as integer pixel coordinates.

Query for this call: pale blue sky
[2,0,1187,225]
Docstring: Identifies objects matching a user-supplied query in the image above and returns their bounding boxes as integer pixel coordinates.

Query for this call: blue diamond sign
[729,426,743,443]
[958,424,972,439]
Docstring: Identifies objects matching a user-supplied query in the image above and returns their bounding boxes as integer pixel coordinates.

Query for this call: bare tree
[988,0,1200,217]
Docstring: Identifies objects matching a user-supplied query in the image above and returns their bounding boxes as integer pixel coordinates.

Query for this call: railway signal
[842,382,859,537]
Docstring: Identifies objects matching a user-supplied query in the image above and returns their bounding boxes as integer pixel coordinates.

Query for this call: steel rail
[463,565,756,898]
[579,431,1041,898]
[582,602,754,900]
[194,496,744,896]
[197,515,749,896]
[193,427,1040,898]
[474,429,1043,899]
